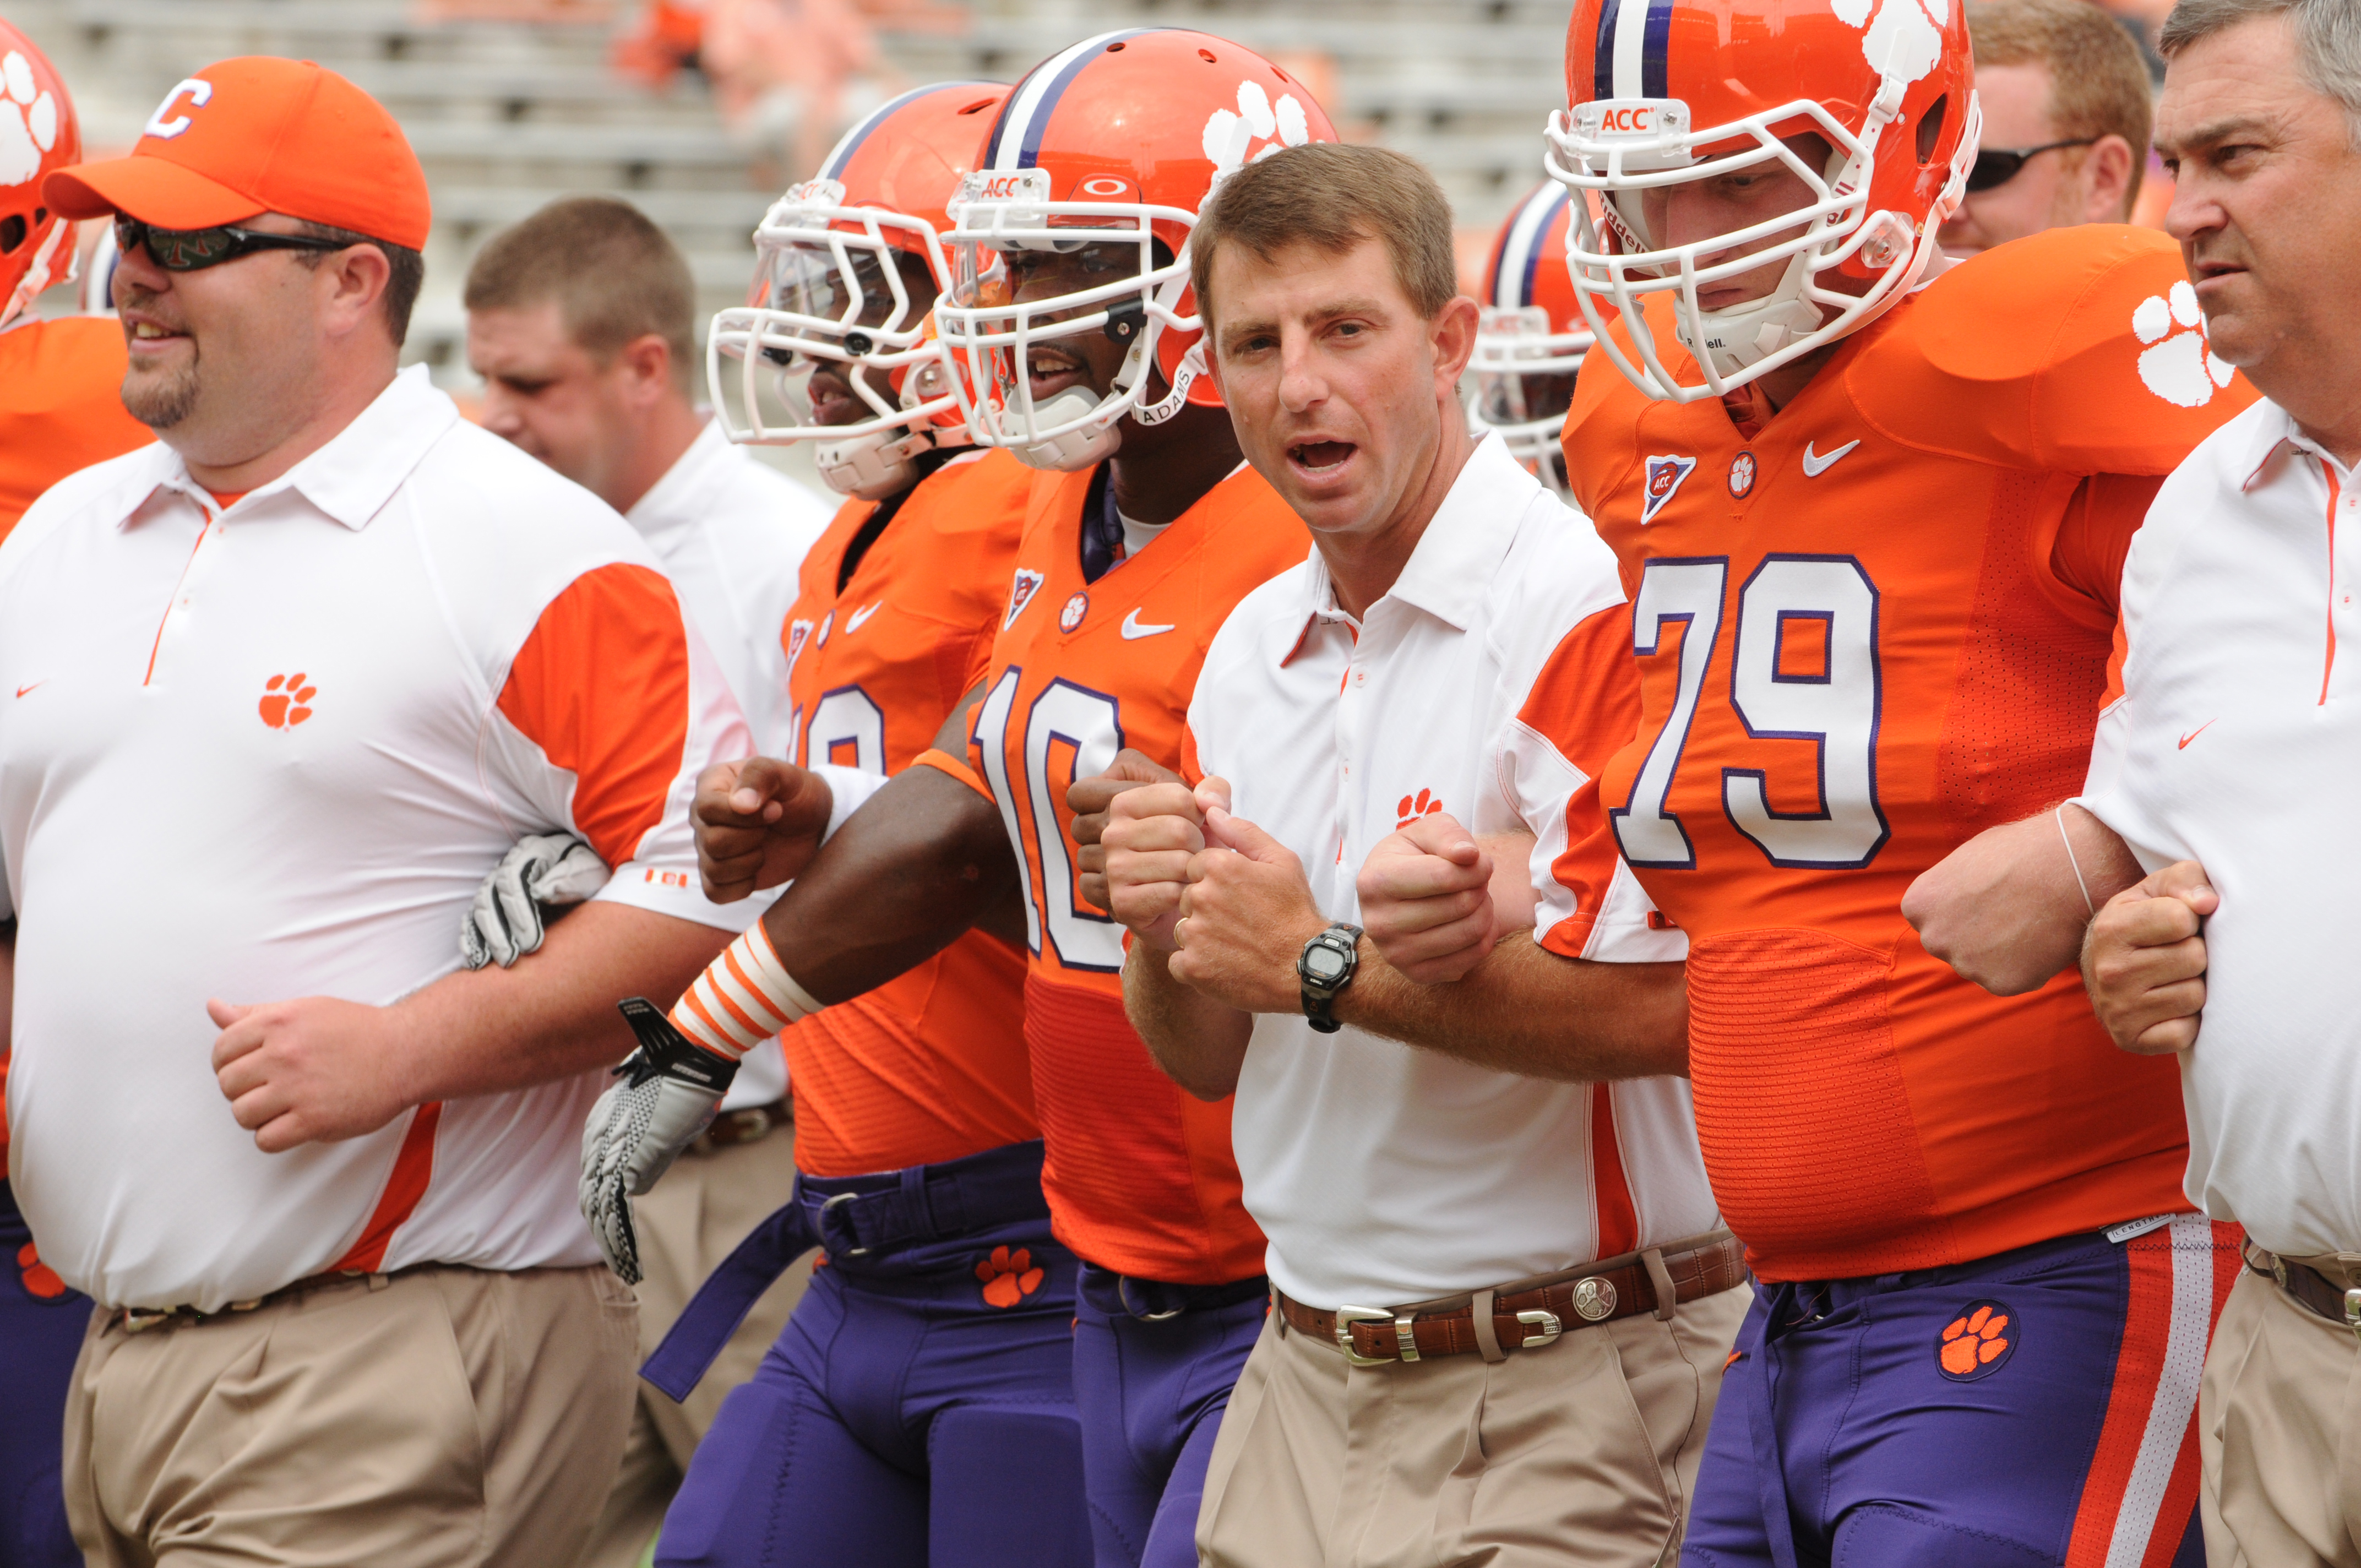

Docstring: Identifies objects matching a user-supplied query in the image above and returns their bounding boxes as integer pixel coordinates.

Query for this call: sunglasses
[113,215,352,272]
[1966,138,2099,193]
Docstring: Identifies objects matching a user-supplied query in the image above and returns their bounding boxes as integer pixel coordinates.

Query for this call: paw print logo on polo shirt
[1937,1299,2016,1380]
[1396,790,1444,831]
[258,672,317,729]
[976,1245,1045,1309]
[2134,281,2238,408]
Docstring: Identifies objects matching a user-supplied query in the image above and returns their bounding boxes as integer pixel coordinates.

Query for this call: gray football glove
[461,834,611,970]
[580,999,739,1283]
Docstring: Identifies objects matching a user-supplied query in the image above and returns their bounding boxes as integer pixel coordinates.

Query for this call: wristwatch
[1297,922,1364,1035]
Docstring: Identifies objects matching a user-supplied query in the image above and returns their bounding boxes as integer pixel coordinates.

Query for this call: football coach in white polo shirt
[0,59,761,1567]
[1096,143,1745,1567]
[1903,0,2361,1558]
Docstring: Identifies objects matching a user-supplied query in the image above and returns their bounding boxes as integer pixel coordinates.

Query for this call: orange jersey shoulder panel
[776,448,1041,1178]
[1557,266,2254,1280]
[0,318,152,544]
[966,461,1307,1281]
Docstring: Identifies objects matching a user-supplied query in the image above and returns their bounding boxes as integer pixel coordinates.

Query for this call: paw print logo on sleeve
[976,1245,1046,1308]
[0,50,61,185]
[2134,280,2238,408]
[1396,790,1444,830]
[1936,1299,2016,1380]
[1202,81,1313,178]
[258,672,317,729]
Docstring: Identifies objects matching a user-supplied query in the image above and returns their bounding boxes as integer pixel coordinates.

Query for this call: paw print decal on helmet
[2134,280,2238,408]
[0,48,59,186]
[1203,80,1313,180]
[1829,0,1950,86]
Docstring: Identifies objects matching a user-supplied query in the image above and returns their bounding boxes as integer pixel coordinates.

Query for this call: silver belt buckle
[1516,1308,1563,1349]
[1333,1305,1397,1366]
[2343,1287,2361,1342]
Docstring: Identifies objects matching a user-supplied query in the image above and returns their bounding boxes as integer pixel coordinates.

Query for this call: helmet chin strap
[817,427,940,499]
[1014,386,1123,472]
[1672,250,1826,380]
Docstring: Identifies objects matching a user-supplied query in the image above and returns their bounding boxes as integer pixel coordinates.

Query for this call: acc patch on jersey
[1937,1300,2017,1381]
[1641,454,1698,524]
[1004,568,1046,629]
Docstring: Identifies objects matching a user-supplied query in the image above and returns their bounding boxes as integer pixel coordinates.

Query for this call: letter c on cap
[145,78,214,140]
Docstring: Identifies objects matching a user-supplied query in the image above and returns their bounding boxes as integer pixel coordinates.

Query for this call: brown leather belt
[1274,1231,1747,1365]
[692,1098,790,1155]
[2256,1245,2361,1336]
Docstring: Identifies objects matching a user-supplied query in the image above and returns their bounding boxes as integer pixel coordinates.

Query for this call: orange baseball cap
[43,57,431,251]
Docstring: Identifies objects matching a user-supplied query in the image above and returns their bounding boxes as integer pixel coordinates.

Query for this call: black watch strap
[1298,922,1363,1035]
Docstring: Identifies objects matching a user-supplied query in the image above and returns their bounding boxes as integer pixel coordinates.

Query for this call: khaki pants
[579,1120,813,1568]
[1198,1282,1749,1568]
[64,1262,638,1568]
[2202,1264,2361,1566]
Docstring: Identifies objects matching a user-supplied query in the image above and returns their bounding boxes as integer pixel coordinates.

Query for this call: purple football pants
[655,1143,1091,1568]
[0,1179,83,1568]
[1070,1263,1267,1568]
[1683,1218,2235,1568]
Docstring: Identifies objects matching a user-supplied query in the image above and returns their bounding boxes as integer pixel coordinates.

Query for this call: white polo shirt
[626,416,828,1110]
[1188,434,1715,1309]
[2078,396,2361,1260]
[0,366,764,1311]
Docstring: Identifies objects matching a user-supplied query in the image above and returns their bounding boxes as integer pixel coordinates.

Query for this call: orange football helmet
[1470,183,1593,496]
[1544,0,1977,401]
[0,23,80,329]
[935,29,1338,471]
[707,81,1008,498]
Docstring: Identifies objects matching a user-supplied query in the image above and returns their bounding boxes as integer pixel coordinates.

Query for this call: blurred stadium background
[9,0,2172,415]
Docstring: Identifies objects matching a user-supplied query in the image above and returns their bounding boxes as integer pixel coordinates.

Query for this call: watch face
[1305,946,1348,982]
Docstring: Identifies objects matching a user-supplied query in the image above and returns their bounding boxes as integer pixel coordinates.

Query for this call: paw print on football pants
[2134,280,2237,408]
[17,1240,65,1300]
[259,672,316,729]
[976,1245,1045,1309]
[0,49,61,187]
[1938,1300,2015,1379]
[1396,789,1444,831]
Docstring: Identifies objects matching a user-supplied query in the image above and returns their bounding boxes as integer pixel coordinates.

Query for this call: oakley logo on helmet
[0,50,59,182]
[1203,80,1313,178]
[143,77,214,141]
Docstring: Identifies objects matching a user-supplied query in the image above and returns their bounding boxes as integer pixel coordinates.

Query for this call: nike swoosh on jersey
[845,603,883,634]
[1801,439,1861,477]
[1120,609,1176,640]
[2178,720,2217,749]
[14,682,43,698]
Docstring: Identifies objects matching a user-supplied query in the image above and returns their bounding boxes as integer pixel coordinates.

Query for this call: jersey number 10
[971,667,1128,973]
[1612,554,1891,871]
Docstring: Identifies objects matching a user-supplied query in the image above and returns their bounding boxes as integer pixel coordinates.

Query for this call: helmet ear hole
[0,215,24,254]
[1917,94,1949,167]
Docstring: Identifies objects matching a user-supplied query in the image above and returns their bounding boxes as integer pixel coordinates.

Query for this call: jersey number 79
[1612,554,1891,871]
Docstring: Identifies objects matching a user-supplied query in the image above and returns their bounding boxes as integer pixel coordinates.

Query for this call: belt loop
[1270,1285,1287,1338]
[897,1165,937,1243]
[1470,1288,1506,1363]
[1643,1247,1678,1323]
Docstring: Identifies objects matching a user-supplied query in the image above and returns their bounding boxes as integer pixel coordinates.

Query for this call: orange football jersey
[0,317,149,545]
[777,449,1042,1178]
[917,461,1308,1284]
[1554,226,2258,1282]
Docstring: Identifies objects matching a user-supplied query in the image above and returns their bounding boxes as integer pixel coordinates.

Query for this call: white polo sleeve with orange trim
[0,368,766,1312]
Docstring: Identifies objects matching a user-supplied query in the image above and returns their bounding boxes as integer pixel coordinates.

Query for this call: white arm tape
[807,763,892,846]
[670,921,825,1059]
